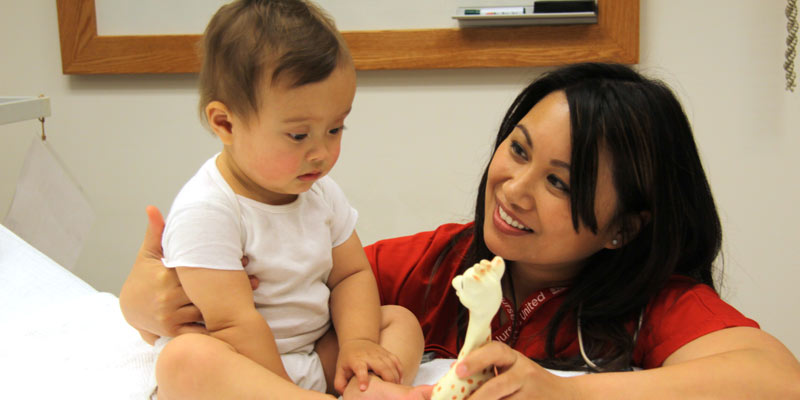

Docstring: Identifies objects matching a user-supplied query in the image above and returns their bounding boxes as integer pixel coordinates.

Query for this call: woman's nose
[503,171,536,211]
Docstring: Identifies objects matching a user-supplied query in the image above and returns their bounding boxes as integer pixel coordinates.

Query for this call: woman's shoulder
[653,276,730,309]
[649,275,756,322]
[636,275,760,368]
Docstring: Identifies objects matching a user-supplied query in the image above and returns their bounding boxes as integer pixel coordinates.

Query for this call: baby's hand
[334,338,403,394]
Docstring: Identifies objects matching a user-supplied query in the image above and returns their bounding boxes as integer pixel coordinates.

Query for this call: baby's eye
[547,174,570,193]
[288,133,308,141]
[328,126,344,135]
[510,141,528,159]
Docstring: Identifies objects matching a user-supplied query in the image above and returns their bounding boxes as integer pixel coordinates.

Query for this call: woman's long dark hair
[455,63,722,371]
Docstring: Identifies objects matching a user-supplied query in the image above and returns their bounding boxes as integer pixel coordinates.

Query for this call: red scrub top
[365,223,759,369]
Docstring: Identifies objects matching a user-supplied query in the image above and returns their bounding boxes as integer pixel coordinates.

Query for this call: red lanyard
[493,287,566,345]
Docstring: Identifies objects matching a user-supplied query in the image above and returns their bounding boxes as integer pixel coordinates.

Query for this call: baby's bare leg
[377,305,424,385]
[316,328,340,395]
[317,305,425,399]
[157,333,334,400]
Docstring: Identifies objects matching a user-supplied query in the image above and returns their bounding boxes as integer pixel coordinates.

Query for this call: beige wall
[1,1,798,357]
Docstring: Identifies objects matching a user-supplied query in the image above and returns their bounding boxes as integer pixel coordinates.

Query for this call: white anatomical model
[431,256,505,400]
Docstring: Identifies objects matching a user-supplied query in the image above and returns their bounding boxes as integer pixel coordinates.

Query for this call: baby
[152,1,423,398]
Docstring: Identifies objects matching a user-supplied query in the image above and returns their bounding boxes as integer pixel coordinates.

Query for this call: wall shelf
[0,97,51,126]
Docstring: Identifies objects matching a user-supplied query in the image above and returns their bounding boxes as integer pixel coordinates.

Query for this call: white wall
[1,1,798,358]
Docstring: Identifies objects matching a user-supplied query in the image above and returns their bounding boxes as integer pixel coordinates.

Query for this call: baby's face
[227,63,357,205]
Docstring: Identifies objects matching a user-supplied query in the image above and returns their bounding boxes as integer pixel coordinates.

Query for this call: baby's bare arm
[175,266,291,381]
[328,231,403,392]
[328,232,382,344]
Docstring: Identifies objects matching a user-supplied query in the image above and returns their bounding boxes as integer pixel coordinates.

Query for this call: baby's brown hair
[198,0,351,125]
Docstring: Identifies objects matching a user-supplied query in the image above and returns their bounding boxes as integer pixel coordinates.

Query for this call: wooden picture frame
[55,0,638,74]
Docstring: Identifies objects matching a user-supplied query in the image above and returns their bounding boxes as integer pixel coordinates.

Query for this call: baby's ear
[205,101,235,145]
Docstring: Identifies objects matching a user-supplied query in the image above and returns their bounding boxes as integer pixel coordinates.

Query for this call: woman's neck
[505,260,577,306]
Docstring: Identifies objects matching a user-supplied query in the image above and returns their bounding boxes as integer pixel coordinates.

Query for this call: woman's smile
[494,203,533,234]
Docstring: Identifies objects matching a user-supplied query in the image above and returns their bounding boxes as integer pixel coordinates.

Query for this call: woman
[121,63,800,398]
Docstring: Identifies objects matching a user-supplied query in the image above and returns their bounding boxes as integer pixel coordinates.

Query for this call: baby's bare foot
[341,375,416,400]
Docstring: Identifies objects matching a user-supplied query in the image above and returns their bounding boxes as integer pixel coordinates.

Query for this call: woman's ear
[205,101,235,145]
[606,211,651,249]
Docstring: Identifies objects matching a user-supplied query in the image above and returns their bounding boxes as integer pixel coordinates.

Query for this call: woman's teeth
[499,207,532,232]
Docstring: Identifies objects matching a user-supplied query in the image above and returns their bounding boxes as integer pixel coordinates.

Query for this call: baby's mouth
[298,171,322,181]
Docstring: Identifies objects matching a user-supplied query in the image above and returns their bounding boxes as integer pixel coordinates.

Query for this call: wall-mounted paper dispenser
[453,0,597,27]
[0,96,51,126]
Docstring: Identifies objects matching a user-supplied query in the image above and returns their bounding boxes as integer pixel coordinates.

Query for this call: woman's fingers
[151,287,202,336]
[172,322,209,336]
[137,329,160,345]
[459,341,576,400]
[456,341,518,378]
[456,341,529,399]
[174,303,204,325]
[160,271,190,302]
[243,255,259,290]
[468,369,523,400]
[403,385,433,400]
[140,205,165,258]
[247,275,260,291]
[119,206,173,338]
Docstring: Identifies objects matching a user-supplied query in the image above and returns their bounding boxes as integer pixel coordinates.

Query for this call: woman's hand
[118,206,207,343]
[402,385,433,400]
[455,341,579,400]
[119,206,258,343]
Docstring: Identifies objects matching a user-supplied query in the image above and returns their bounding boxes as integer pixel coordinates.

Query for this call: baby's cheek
[328,146,341,166]
[255,153,301,179]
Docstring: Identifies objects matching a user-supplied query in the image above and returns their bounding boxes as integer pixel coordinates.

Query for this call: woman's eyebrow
[516,123,569,169]
[515,124,532,147]
[551,159,571,170]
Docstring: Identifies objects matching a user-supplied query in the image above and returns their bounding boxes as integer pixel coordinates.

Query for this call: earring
[612,239,619,246]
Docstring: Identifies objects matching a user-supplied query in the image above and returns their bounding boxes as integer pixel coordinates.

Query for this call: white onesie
[160,154,358,391]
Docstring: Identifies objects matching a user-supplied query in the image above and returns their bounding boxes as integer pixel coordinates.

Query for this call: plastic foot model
[431,256,505,400]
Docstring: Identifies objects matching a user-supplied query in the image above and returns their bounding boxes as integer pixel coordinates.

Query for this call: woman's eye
[547,174,570,193]
[510,141,528,159]
[288,133,308,141]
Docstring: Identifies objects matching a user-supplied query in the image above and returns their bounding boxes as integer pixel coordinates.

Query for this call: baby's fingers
[334,362,371,393]
[369,354,402,385]
[353,362,371,391]
[333,366,352,394]
[391,352,405,383]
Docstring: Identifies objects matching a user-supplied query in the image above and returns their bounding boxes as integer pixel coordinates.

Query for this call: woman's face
[483,91,621,281]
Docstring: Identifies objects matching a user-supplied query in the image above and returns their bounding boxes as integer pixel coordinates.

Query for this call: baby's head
[198,0,352,126]
[197,0,356,204]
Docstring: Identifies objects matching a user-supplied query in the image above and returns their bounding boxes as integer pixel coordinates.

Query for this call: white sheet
[0,223,581,399]
[0,224,156,399]
[0,223,94,322]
